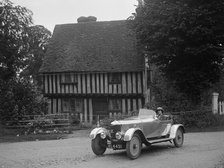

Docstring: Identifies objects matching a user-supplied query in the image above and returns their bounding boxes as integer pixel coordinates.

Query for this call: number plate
[107,140,112,148]
[112,144,123,149]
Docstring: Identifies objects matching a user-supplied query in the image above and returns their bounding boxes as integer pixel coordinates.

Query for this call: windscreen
[138,109,156,118]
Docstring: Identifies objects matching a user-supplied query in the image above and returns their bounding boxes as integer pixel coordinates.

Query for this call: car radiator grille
[109,125,121,139]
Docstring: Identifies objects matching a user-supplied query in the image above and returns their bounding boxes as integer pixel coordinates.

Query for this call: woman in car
[156,107,164,119]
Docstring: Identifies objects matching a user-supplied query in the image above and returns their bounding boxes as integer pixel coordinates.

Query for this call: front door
[93,98,108,120]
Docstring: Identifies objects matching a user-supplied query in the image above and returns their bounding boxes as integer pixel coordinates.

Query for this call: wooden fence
[6,113,70,128]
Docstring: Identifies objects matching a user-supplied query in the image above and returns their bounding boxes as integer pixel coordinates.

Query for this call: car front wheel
[91,135,107,155]
[173,128,184,147]
[126,133,142,159]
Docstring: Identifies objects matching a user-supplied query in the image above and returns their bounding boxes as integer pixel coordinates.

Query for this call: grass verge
[0,124,91,143]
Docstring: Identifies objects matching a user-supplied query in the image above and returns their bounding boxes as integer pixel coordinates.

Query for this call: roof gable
[40,20,144,73]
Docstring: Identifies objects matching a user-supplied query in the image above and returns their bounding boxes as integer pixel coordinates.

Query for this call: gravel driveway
[0,131,224,168]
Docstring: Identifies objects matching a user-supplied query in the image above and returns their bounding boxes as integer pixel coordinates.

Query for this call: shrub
[0,79,48,124]
[174,110,224,128]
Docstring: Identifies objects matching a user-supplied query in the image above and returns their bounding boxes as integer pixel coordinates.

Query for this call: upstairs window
[65,74,72,83]
[109,73,121,84]
[61,73,78,84]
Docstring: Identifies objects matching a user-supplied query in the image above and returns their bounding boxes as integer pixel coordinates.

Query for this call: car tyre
[173,128,184,147]
[91,135,107,155]
[126,133,142,159]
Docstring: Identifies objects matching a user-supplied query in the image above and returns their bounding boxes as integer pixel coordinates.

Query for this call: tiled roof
[39,20,144,73]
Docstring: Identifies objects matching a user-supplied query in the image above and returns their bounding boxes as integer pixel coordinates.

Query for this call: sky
[11,0,137,33]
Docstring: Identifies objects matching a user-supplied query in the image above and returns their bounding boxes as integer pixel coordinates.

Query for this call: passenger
[156,107,164,119]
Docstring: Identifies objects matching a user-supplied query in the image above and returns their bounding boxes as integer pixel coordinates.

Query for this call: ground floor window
[62,98,83,113]
[109,98,121,112]
[62,98,83,124]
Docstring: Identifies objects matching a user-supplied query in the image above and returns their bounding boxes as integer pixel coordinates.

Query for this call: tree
[0,1,51,84]
[130,0,224,103]
[20,25,51,85]
[0,0,50,122]
[0,78,48,122]
[0,0,33,81]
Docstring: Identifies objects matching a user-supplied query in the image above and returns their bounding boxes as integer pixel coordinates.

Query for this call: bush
[151,68,201,112]
[174,110,224,128]
[0,79,48,124]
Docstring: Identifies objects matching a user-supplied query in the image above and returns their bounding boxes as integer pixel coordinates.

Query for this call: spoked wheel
[126,133,142,159]
[173,128,184,147]
[91,135,107,155]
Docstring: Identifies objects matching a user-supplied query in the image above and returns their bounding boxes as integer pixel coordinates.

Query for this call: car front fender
[169,124,185,139]
[89,127,107,139]
[123,128,143,141]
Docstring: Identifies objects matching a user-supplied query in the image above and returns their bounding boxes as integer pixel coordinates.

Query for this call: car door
[142,118,162,138]
[159,117,172,136]
[142,116,172,138]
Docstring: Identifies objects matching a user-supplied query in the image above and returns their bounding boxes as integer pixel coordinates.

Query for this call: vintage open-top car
[90,108,185,159]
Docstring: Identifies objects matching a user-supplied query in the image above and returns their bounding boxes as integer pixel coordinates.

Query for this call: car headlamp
[90,134,94,139]
[115,132,123,140]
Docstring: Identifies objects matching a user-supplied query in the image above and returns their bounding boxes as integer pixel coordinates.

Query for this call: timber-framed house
[39,20,149,124]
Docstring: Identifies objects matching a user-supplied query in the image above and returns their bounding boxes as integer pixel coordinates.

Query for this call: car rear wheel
[126,133,142,159]
[173,128,184,147]
[91,135,107,155]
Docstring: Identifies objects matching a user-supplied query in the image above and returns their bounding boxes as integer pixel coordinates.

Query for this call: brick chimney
[77,16,97,23]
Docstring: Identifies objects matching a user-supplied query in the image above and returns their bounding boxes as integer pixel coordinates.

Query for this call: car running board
[147,137,173,144]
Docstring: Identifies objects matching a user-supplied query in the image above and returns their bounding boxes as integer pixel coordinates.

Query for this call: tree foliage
[0,78,48,122]
[130,0,224,102]
[0,0,51,122]
[0,0,33,81]
[0,0,52,83]
[20,25,51,85]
